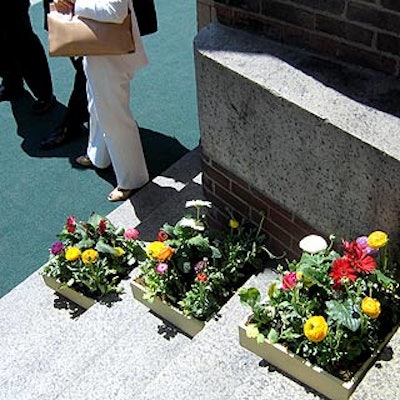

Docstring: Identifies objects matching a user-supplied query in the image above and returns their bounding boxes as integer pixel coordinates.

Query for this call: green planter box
[43,275,96,310]
[130,280,205,337]
[239,321,399,400]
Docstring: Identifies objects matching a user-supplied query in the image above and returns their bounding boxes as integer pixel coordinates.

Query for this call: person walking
[54,0,150,202]
[40,0,89,150]
[0,0,55,114]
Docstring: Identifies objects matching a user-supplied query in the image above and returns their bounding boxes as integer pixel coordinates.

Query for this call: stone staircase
[0,148,398,400]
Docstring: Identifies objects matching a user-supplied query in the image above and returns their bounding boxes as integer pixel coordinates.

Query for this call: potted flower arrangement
[239,231,399,400]
[42,213,146,309]
[131,200,274,337]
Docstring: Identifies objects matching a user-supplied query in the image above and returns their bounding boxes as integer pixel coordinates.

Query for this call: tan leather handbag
[47,5,135,57]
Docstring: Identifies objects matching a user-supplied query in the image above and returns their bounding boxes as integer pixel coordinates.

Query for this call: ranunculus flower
[304,316,328,343]
[146,241,165,259]
[229,219,240,229]
[194,259,208,273]
[65,247,81,261]
[97,219,107,236]
[361,297,381,319]
[124,227,139,240]
[81,249,98,264]
[329,258,357,288]
[299,235,328,254]
[282,272,298,290]
[51,241,64,255]
[245,324,260,339]
[157,230,169,242]
[157,246,174,262]
[367,231,388,249]
[196,272,208,282]
[156,263,168,275]
[66,216,76,233]
[356,236,378,257]
[114,247,125,257]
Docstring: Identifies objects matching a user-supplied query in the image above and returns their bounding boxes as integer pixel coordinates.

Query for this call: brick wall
[213,0,400,75]
[202,154,318,260]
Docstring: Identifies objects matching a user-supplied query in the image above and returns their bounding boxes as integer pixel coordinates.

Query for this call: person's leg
[40,57,88,149]
[10,0,54,112]
[84,56,149,196]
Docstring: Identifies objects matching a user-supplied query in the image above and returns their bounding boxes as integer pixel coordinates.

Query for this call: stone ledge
[194,22,400,244]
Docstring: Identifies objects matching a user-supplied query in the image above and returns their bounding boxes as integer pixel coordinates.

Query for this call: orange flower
[196,272,208,282]
[157,246,174,262]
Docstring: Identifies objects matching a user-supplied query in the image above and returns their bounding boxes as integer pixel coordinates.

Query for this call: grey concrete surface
[195,23,400,244]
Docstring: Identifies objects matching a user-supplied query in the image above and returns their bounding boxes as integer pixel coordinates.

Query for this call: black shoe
[40,126,69,150]
[0,84,24,102]
[32,95,56,115]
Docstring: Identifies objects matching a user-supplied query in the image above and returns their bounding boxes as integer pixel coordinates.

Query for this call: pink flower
[50,241,64,255]
[66,216,76,233]
[156,263,168,275]
[282,272,298,290]
[124,227,139,240]
[356,236,378,257]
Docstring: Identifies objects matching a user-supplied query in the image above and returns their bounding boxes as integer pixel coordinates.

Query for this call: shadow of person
[9,94,190,187]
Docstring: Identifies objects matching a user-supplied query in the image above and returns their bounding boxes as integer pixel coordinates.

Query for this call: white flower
[299,235,328,254]
[178,217,205,231]
[185,200,212,209]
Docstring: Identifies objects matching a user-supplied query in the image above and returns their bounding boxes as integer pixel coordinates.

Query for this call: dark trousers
[0,0,53,100]
[63,57,89,131]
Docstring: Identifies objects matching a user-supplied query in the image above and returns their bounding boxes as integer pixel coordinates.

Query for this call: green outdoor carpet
[0,0,199,298]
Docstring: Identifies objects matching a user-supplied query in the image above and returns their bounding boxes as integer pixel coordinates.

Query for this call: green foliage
[42,213,146,299]
[137,200,275,321]
[240,233,400,380]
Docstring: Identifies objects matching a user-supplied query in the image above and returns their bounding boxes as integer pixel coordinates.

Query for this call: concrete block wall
[197,0,217,29]
[195,23,400,258]
[212,0,400,76]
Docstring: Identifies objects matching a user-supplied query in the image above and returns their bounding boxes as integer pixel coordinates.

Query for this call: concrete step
[0,149,203,400]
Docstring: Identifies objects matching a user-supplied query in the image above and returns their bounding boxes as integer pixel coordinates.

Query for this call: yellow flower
[304,316,328,343]
[114,247,125,257]
[367,231,388,249]
[65,247,81,261]
[229,219,240,229]
[81,249,98,264]
[146,241,166,259]
[245,324,260,339]
[361,297,381,319]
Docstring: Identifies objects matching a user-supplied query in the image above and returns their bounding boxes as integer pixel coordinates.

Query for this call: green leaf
[95,240,117,255]
[256,333,265,344]
[326,299,360,332]
[267,328,279,344]
[375,269,396,289]
[238,287,261,308]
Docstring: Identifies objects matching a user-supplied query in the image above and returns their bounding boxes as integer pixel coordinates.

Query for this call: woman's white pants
[83,55,149,190]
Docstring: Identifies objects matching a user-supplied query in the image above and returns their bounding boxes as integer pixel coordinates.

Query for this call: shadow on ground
[10,92,189,187]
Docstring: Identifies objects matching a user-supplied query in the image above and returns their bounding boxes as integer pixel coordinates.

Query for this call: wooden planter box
[43,275,96,310]
[239,322,398,400]
[130,280,205,337]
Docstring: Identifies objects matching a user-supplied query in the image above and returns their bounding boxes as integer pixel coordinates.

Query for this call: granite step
[0,149,203,400]
[134,267,400,400]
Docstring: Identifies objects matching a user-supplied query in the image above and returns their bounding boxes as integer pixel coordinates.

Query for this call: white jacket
[74,0,148,72]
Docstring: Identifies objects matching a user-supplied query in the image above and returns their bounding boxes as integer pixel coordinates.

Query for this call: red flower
[196,272,208,282]
[282,272,298,290]
[66,216,76,233]
[329,257,357,288]
[157,230,169,242]
[342,239,376,273]
[98,219,107,236]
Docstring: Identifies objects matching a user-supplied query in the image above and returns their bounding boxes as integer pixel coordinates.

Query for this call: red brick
[212,161,250,190]
[214,183,250,218]
[203,163,231,190]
